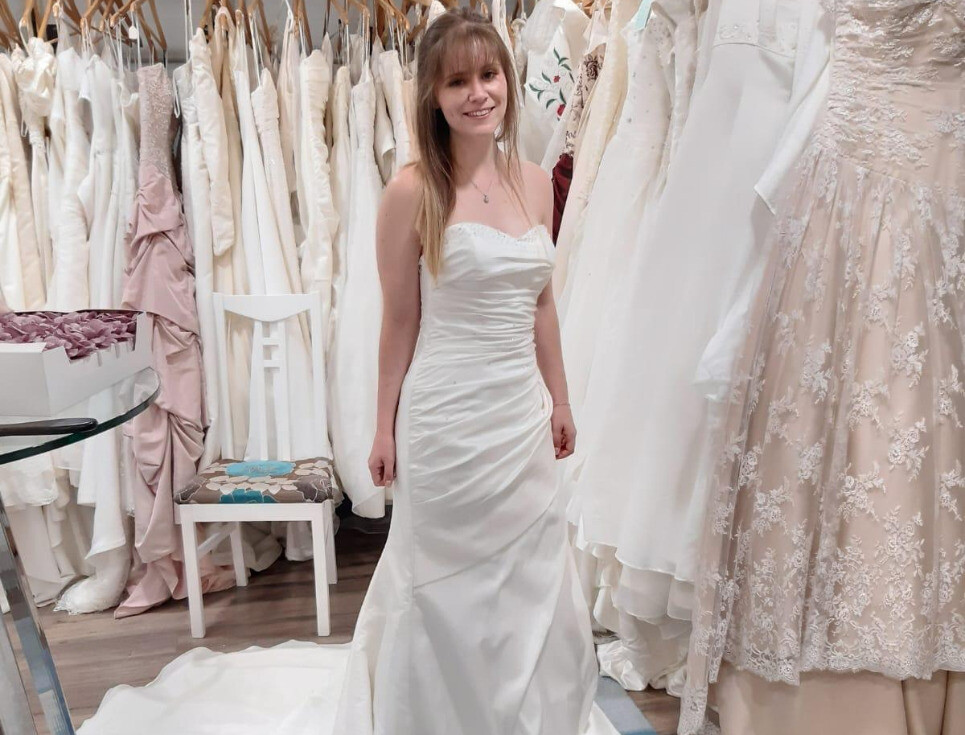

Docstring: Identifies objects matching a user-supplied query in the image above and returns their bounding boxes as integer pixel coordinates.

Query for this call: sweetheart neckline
[444,221,548,242]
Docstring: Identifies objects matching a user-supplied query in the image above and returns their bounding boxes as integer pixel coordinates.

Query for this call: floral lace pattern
[562,48,603,155]
[681,2,965,733]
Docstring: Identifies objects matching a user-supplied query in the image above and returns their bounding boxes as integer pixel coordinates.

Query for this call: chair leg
[180,517,206,638]
[311,515,331,637]
[229,523,247,587]
[324,500,338,585]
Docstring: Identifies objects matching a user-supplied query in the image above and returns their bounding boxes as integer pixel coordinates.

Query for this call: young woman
[332,9,612,735]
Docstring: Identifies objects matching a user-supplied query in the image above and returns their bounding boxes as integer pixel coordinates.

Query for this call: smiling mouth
[464,107,495,119]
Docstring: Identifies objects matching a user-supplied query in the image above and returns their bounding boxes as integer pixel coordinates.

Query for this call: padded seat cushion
[176,458,341,505]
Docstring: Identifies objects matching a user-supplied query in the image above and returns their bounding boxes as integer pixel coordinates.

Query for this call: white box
[0,312,154,417]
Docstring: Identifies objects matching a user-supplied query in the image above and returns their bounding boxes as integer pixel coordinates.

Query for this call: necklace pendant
[483,194,490,204]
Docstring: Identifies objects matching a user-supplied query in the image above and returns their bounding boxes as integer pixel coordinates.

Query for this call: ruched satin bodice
[417,222,553,353]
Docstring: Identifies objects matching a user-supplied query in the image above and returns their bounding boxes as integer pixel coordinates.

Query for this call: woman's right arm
[368,166,423,487]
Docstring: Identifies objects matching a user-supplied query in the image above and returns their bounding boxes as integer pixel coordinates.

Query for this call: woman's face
[434,49,508,139]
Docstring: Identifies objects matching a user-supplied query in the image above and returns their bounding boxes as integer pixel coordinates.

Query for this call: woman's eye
[448,78,463,87]
[483,70,497,80]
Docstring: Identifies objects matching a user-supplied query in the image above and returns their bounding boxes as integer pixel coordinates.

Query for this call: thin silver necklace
[469,170,498,204]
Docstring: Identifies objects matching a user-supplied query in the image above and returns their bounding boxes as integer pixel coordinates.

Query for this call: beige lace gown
[681,1,965,732]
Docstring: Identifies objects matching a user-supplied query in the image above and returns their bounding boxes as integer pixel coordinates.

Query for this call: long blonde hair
[413,8,525,278]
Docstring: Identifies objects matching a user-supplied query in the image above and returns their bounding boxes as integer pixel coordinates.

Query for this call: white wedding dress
[562,0,823,692]
[329,63,386,517]
[332,222,615,735]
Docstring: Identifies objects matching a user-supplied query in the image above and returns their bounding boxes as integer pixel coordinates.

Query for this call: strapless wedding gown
[333,222,615,735]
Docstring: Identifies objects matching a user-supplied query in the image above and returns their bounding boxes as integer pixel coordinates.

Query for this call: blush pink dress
[117,64,233,618]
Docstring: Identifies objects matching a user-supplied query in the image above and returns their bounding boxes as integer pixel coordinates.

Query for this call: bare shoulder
[519,159,552,193]
[382,164,423,215]
[518,159,553,225]
[378,164,422,246]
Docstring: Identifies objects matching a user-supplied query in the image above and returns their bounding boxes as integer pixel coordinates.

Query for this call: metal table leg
[0,502,73,735]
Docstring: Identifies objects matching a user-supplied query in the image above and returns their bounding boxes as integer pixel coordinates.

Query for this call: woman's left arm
[527,162,576,459]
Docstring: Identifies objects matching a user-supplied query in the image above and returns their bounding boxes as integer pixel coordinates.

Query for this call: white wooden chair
[175,293,338,638]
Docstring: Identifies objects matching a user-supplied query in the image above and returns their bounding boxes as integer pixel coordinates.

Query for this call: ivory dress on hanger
[211,8,253,461]
[378,48,410,174]
[187,29,229,468]
[298,48,339,331]
[46,45,91,312]
[65,45,140,615]
[558,11,674,462]
[228,25,328,566]
[81,52,118,310]
[563,0,822,692]
[12,38,56,289]
[0,57,27,310]
[0,54,43,309]
[517,0,589,164]
[371,38,396,185]
[329,62,385,517]
[552,0,639,293]
[681,1,965,731]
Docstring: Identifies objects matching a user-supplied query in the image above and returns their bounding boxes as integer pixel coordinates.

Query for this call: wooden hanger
[110,0,140,27]
[146,0,166,49]
[376,0,409,33]
[247,0,271,51]
[295,0,312,50]
[0,0,23,43]
[59,0,84,27]
[39,0,57,38]
[345,0,370,28]
[82,0,124,32]
[111,0,162,57]
[405,1,427,45]
[326,0,350,27]
[199,0,216,30]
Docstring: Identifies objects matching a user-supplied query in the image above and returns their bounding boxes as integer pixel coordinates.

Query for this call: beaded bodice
[137,64,176,182]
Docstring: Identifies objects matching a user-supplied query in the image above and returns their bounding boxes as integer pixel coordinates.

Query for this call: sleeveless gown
[333,223,614,735]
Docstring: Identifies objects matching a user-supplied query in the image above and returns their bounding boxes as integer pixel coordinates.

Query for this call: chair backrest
[212,293,326,461]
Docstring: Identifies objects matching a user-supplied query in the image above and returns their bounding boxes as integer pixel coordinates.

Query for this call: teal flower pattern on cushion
[174,458,342,505]
[225,460,295,477]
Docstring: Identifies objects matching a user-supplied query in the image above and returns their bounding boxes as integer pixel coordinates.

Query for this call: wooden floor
[8,523,680,734]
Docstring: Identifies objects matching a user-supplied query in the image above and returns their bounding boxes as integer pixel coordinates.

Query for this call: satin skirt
[333,336,601,734]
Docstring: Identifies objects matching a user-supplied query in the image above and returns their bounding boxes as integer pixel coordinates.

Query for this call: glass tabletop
[0,366,160,734]
[0,368,160,466]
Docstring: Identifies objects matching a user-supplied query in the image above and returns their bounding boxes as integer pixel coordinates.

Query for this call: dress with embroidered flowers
[680,1,965,732]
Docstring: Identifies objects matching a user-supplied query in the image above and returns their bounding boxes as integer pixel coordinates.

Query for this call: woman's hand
[368,431,397,487]
[551,405,577,459]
